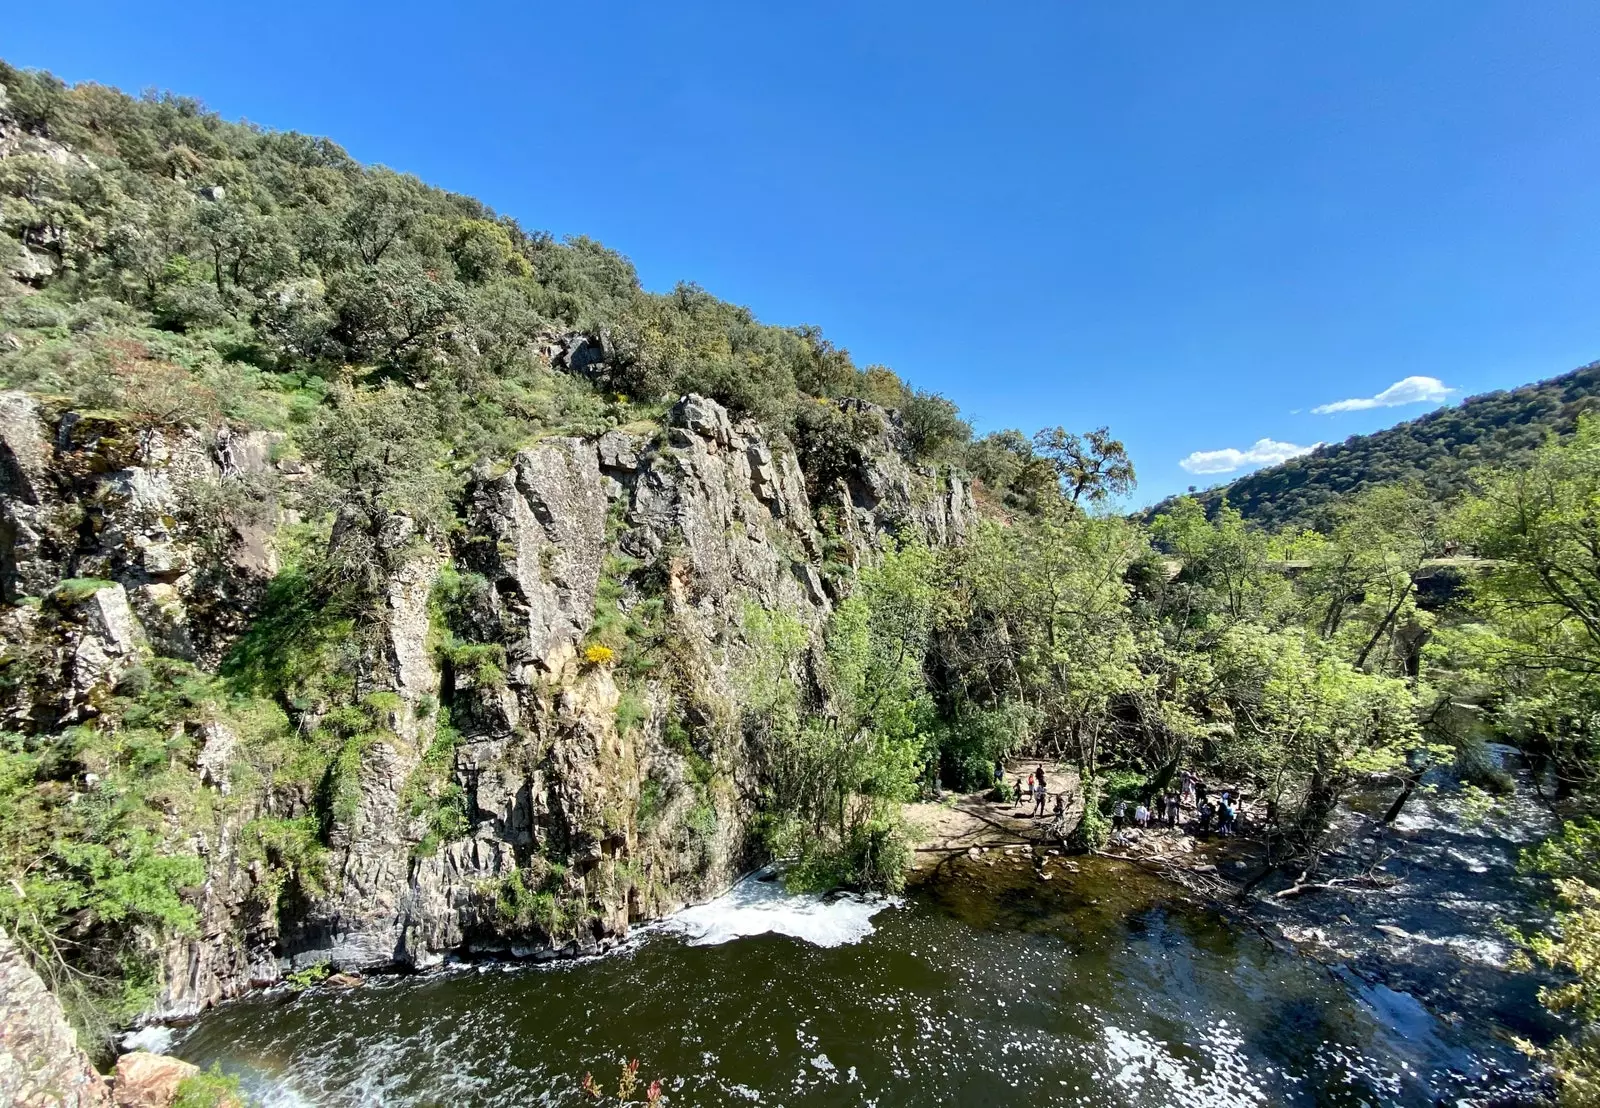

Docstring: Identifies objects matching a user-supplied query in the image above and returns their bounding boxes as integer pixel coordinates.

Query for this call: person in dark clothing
[1012,777,1024,808]
[1036,765,1048,790]
[1153,794,1167,824]
[1195,781,1209,807]
[1047,793,1069,842]
[1166,793,1180,828]
[1198,799,1215,833]
[1112,800,1128,830]
[1032,778,1047,817]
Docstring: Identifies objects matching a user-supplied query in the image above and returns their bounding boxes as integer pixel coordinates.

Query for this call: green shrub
[50,577,116,605]
[173,1064,242,1108]
[284,961,332,990]
[1071,780,1110,852]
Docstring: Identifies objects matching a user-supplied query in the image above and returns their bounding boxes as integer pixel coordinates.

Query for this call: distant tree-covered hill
[1143,361,1600,531]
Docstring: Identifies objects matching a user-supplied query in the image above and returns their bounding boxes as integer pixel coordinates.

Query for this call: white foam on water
[661,870,899,948]
[120,1025,176,1054]
[1100,1023,1269,1108]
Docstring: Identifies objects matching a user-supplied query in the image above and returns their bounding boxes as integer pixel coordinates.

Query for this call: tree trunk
[1381,764,1427,825]
[1355,581,1413,670]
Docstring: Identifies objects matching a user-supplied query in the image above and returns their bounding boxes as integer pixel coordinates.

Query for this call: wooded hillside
[1144,361,1600,531]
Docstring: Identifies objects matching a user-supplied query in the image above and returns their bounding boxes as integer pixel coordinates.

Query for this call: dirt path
[904,760,1080,874]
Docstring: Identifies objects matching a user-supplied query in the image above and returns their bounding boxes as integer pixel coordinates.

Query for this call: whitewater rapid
[658,868,900,948]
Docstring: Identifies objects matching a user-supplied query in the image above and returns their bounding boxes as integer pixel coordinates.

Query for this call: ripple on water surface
[169,858,1529,1107]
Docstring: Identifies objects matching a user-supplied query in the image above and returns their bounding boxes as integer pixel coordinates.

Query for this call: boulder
[670,393,734,450]
[111,1053,197,1108]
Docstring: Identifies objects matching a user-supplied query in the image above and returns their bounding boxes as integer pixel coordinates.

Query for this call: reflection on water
[170,856,1530,1107]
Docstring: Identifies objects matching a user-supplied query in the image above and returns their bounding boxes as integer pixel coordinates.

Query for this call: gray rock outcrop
[0,928,111,1107]
[0,389,976,1021]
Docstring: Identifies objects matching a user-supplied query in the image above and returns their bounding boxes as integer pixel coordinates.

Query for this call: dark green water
[168,856,1529,1106]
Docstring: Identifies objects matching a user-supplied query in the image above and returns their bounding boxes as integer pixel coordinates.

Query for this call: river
[162,853,1533,1107]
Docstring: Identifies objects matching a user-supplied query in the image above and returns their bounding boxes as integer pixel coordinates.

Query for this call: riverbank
[904,759,1082,876]
[905,758,1561,1102]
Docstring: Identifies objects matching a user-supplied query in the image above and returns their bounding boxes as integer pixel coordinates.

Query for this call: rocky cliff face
[0,928,111,1107]
[0,386,972,1021]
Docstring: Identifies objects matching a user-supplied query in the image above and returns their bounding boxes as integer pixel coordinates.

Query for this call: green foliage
[427,568,504,688]
[284,961,332,990]
[1098,769,1147,805]
[1446,417,1600,793]
[1517,827,1600,1100]
[239,815,327,902]
[1072,779,1110,851]
[173,1064,243,1108]
[401,710,468,858]
[745,543,937,893]
[483,865,571,940]
[932,701,1032,791]
[616,689,648,736]
[18,57,1593,1060]
[50,578,118,604]
[1525,819,1600,886]
[964,429,1059,514]
[900,390,971,462]
[636,776,666,830]
[220,545,361,712]
[1513,876,1600,1105]
[786,814,913,895]
[1032,426,1137,506]
[685,796,718,842]
[0,655,312,1049]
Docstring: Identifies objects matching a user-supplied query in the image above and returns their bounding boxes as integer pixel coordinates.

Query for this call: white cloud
[1311,375,1452,414]
[1179,438,1317,475]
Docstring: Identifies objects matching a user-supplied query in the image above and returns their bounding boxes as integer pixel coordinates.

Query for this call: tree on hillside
[1033,426,1136,505]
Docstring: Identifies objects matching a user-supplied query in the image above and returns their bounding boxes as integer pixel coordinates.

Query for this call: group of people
[1116,793,1181,829]
[1000,764,1062,820]
[1110,771,1245,837]
[991,763,1250,840]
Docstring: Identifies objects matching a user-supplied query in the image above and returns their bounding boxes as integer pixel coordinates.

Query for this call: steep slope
[0,61,979,1041]
[1144,361,1600,530]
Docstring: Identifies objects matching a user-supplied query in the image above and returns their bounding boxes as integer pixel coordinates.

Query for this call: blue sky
[9,2,1600,505]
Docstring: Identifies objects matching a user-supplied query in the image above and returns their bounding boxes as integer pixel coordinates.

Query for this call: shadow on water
[168,855,1539,1107]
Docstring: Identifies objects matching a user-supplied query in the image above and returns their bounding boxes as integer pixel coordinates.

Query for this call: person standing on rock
[1032,776,1047,817]
[1013,777,1024,808]
[1166,793,1180,828]
[1153,794,1167,825]
[1113,800,1128,831]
